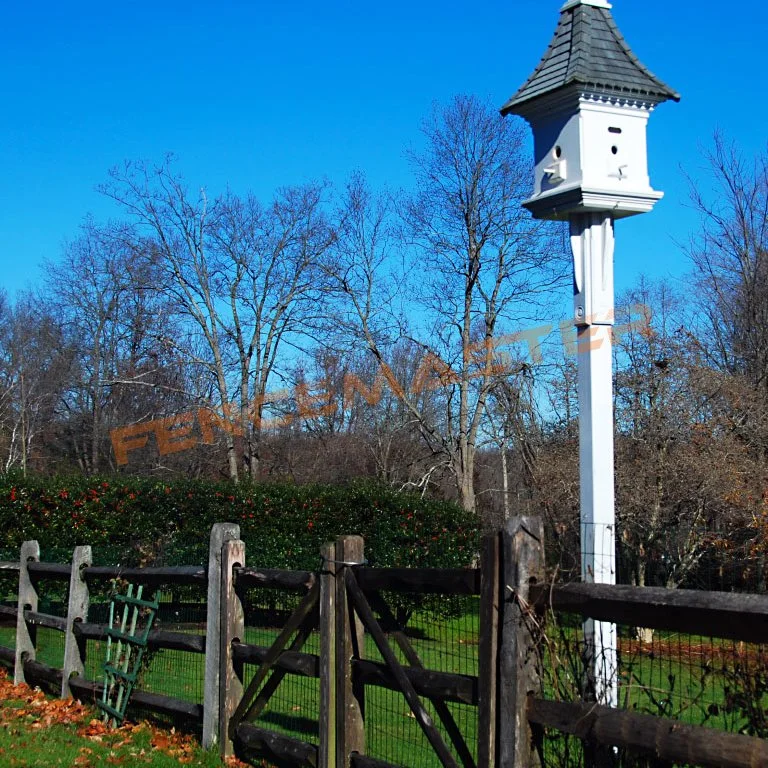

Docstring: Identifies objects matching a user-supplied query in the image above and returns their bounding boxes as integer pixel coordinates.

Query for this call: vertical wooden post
[319,542,337,768]
[219,538,246,759]
[335,535,365,767]
[61,545,92,698]
[478,532,501,768]
[203,522,240,749]
[499,517,544,768]
[14,540,39,686]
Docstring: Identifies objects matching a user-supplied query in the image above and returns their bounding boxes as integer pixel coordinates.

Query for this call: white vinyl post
[571,212,618,707]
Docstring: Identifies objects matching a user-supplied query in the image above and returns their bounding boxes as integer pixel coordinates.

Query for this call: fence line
[0,519,767,767]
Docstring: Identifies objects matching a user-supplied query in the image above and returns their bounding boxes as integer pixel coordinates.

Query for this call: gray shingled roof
[501,2,680,114]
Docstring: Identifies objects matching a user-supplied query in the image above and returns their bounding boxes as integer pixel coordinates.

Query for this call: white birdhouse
[501,0,680,221]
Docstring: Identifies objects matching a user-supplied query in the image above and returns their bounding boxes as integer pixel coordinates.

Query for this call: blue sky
[1,0,764,299]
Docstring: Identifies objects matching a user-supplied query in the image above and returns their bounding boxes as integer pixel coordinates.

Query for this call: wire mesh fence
[223,572,483,768]
[82,586,208,707]
[0,567,18,659]
[241,587,321,746]
[0,528,766,767]
[539,611,768,766]
[362,593,480,767]
[537,520,768,765]
[545,517,768,595]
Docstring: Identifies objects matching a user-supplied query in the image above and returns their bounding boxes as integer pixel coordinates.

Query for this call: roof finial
[561,0,612,10]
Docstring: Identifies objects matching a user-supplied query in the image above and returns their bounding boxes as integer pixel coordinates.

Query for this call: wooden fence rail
[0,523,329,754]
[0,518,767,767]
[528,698,768,768]
[520,532,768,768]
[530,581,768,644]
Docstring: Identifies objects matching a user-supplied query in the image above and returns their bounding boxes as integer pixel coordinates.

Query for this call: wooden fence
[0,517,767,767]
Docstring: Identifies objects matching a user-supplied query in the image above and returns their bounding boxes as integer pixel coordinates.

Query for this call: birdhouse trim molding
[512,87,661,122]
[522,184,663,221]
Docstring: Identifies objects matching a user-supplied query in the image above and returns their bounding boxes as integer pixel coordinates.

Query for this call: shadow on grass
[257,710,318,738]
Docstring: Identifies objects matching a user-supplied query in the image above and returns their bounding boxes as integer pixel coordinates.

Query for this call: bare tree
[0,294,71,473]
[100,157,334,481]
[680,135,768,586]
[612,281,698,588]
[208,185,335,476]
[46,220,187,473]
[610,279,761,592]
[483,365,541,523]
[332,96,566,512]
[687,134,768,395]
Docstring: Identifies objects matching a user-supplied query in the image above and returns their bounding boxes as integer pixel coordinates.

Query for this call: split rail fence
[0,517,766,767]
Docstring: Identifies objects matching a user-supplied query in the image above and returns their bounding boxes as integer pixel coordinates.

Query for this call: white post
[571,212,618,708]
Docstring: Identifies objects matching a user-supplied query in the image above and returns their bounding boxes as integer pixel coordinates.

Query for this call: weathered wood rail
[0,518,767,767]
[528,698,768,768]
[0,523,326,749]
[519,539,768,768]
[529,581,768,644]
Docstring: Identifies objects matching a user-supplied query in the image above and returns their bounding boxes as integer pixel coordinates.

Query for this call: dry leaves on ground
[0,669,91,728]
[0,668,224,765]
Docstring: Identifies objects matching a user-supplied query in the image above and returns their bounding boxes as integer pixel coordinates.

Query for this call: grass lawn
[0,603,483,768]
[1,601,765,767]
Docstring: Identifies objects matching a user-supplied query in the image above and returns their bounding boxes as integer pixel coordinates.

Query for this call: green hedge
[0,473,478,571]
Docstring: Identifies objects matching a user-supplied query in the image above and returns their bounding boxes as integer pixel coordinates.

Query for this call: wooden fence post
[203,522,240,749]
[335,535,365,767]
[319,542,336,768]
[478,532,501,768]
[499,517,544,768]
[219,538,246,759]
[14,540,40,686]
[61,545,92,698]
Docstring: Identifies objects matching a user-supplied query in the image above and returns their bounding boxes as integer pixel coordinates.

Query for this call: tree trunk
[458,471,476,514]
[245,433,260,478]
[635,559,655,644]
[240,393,261,480]
[501,446,510,520]
[225,434,239,483]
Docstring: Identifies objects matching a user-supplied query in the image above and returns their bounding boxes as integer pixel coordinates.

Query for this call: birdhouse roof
[501,1,680,115]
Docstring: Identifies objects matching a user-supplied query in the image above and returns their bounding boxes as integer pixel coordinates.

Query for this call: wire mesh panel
[539,614,768,766]
[546,519,768,596]
[30,627,65,671]
[0,569,18,659]
[143,589,206,705]
[27,585,68,671]
[84,582,207,708]
[620,630,768,735]
[240,586,321,747]
[361,590,480,767]
[537,517,768,765]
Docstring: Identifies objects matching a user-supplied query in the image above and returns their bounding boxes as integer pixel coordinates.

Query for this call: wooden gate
[229,580,321,763]
[344,566,474,768]
[217,523,541,768]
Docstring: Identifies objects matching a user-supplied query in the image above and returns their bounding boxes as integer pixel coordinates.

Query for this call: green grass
[2,607,766,767]
[542,625,768,735]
